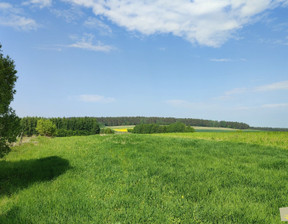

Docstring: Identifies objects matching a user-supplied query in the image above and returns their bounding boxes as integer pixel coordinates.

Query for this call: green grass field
[1,132,288,223]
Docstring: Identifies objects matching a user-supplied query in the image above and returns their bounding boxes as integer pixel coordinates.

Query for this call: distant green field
[193,126,238,132]
[154,132,288,150]
[107,125,135,129]
[1,132,288,223]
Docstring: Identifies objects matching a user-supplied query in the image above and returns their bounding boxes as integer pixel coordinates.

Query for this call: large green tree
[0,44,20,157]
[36,119,56,137]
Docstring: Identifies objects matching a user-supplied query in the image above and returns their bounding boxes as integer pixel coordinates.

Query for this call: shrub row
[100,128,115,134]
[21,117,100,137]
[95,116,250,129]
[132,122,195,134]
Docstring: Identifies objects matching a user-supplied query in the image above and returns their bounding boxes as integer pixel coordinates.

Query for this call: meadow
[1,132,288,223]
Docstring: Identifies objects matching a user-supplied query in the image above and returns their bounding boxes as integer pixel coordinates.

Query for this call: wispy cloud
[78,94,115,103]
[0,2,12,9]
[65,0,288,47]
[51,6,83,23]
[210,58,232,62]
[216,88,248,100]
[0,3,38,30]
[261,103,288,108]
[259,37,288,46]
[68,34,114,52]
[217,80,288,100]
[255,80,288,91]
[234,103,288,111]
[23,0,52,8]
[84,17,112,35]
[210,58,247,62]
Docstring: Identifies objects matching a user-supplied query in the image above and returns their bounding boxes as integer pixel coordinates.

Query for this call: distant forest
[20,116,288,136]
[21,117,100,137]
[95,116,250,129]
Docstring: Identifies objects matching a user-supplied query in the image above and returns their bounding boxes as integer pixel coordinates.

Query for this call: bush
[100,128,115,134]
[36,119,56,137]
[167,122,186,132]
[132,122,195,134]
[21,117,101,137]
[185,125,195,133]
[55,129,68,137]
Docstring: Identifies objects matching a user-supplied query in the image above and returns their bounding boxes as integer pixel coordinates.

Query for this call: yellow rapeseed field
[113,128,128,132]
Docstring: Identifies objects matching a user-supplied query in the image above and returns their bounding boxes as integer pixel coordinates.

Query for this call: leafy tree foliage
[20,116,249,137]
[100,128,115,134]
[21,117,100,137]
[0,44,20,157]
[36,119,56,137]
[95,117,250,129]
[20,117,39,136]
[132,122,195,134]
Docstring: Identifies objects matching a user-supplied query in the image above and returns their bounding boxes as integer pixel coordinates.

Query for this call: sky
[1,0,288,128]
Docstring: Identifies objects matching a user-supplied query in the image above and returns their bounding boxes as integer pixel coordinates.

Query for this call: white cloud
[78,94,115,103]
[217,80,288,100]
[84,17,112,35]
[210,58,233,62]
[23,0,52,8]
[51,6,83,23]
[216,88,248,100]
[0,3,38,30]
[0,2,12,9]
[260,37,288,46]
[210,58,247,62]
[65,0,288,47]
[255,80,288,91]
[68,33,114,52]
[0,15,37,30]
[234,103,288,110]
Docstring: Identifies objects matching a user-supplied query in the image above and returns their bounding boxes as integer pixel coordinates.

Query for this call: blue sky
[1,0,288,127]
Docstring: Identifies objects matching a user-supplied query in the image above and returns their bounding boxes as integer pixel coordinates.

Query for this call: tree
[36,119,56,137]
[0,44,20,157]
[167,122,186,132]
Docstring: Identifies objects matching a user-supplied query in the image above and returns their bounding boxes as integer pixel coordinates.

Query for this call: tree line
[21,117,100,137]
[95,117,250,129]
[20,116,250,137]
[132,122,195,134]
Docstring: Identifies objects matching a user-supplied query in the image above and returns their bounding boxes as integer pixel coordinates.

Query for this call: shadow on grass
[0,206,31,224]
[0,156,70,196]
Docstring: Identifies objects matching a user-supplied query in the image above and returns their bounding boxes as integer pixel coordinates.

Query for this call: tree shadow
[0,156,70,196]
[0,206,32,224]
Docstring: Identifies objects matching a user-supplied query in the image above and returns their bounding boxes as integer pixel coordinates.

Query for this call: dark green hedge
[132,122,195,134]
[95,117,250,129]
[21,117,100,137]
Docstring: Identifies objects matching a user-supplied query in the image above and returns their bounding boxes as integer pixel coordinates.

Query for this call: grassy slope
[1,133,288,223]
